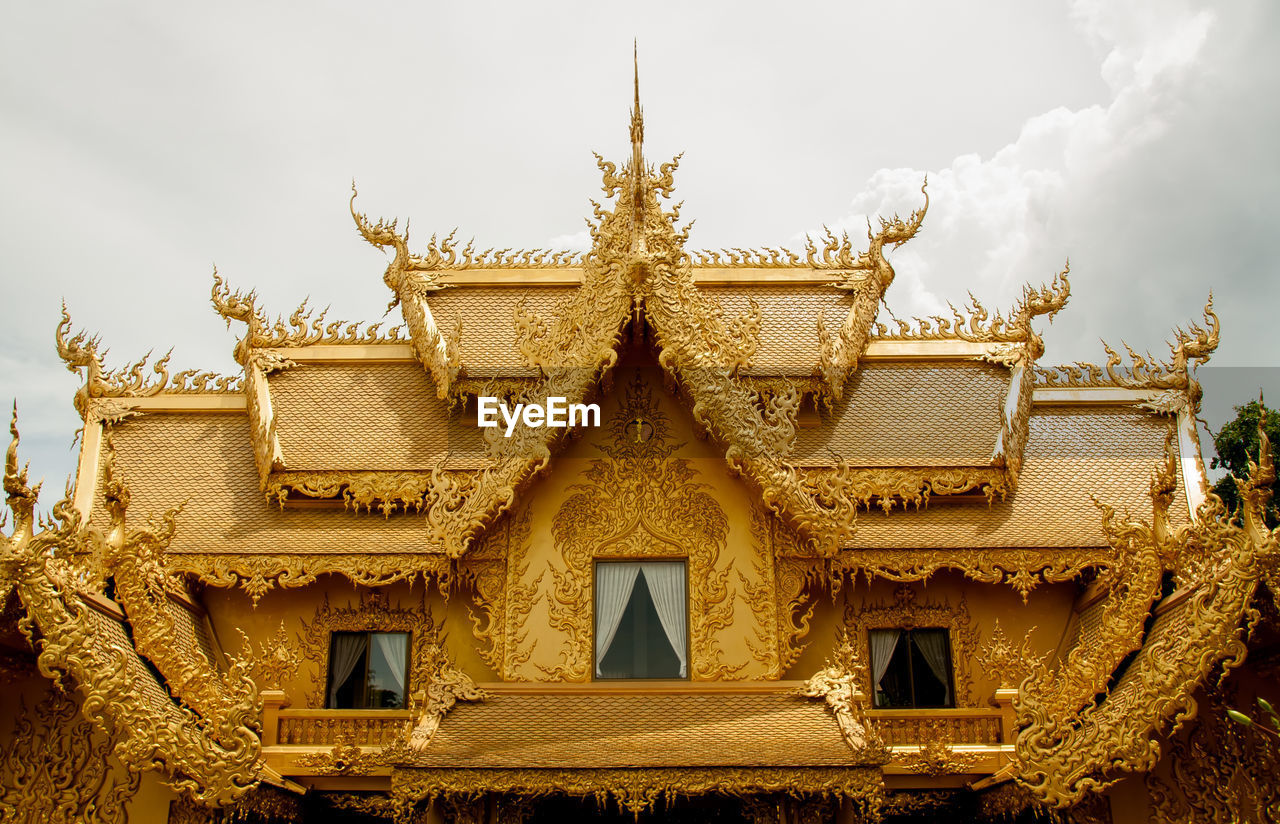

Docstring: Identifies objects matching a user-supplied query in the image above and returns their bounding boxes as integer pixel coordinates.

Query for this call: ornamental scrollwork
[407,651,486,749]
[1013,422,1279,807]
[166,552,451,607]
[976,620,1044,691]
[838,547,1114,602]
[298,589,441,710]
[797,636,889,760]
[2,412,263,805]
[870,262,1070,350]
[895,720,983,777]
[390,766,886,818]
[1145,685,1280,823]
[1033,294,1218,397]
[541,377,743,681]
[96,436,262,729]
[245,621,299,692]
[460,506,541,679]
[54,306,241,422]
[0,689,140,824]
[844,585,979,707]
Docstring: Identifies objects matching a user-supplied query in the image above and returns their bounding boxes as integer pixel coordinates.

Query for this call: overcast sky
[2,0,1277,494]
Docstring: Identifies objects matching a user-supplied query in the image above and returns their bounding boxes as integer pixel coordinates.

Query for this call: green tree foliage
[1210,397,1279,529]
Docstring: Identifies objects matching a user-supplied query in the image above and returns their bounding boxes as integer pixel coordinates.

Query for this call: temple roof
[401,689,874,770]
[55,62,1218,588]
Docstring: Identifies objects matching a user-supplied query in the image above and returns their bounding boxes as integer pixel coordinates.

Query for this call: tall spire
[630,40,644,174]
[628,41,647,256]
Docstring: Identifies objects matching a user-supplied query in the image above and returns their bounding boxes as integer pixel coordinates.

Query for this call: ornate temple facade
[3,72,1279,824]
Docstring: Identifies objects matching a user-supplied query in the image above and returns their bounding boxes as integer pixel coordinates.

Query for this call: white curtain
[595,563,642,676]
[913,631,951,705]
[373,632,408,695]
[869,629,901,702]
[328,633,368,707]
[641,563,688,677]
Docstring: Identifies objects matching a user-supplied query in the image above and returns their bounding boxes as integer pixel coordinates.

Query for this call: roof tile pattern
[409,692,854,768]
[794,363,1008,466]
[845,406,1193,549]
[91,608,183,723]
[427,287,579,377]
[99,414,439,555]
[269,363,485,470]
[95,403,1190,555]
[700,285,853,374]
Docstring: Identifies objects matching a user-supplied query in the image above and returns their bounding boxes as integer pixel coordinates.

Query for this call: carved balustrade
[271,709,412,748]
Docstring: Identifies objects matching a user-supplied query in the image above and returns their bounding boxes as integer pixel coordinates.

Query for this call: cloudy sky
[2,0,1277,493]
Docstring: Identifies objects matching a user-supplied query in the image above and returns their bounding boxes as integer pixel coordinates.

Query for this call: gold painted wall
[477,366,781,681]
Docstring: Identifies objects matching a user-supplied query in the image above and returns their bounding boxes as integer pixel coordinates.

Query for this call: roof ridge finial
[630,39,644,170]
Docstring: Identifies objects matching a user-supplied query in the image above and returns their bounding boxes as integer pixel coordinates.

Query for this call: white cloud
[834,0,1276,376]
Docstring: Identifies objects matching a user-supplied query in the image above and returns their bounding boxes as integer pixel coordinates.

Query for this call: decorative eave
[1,410,264,806]
[1011,421,1278,808]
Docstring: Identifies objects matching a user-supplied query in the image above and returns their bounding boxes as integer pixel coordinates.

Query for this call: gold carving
[2,414,263,805]
[742,504,783,678]
[97,438,262,728]
[407,652,486,749]
[870,263,1070,347]
[299,590,440,710]
[1145,686,1280,823]
[294,734,400,776]
[875,713,1003,747]
[210,270,296,490]
[1034,294,1218,397]
[814,184,929,399]
[0,688,140,824]
[977,620,1044,691]
[276,712,411,747]
[461,506,541,679]
[845,585,979,706]
[839,547,1114,602]
[247,621,299,691]
[797,636,889,760]
[541,377,742,681]
[801,465,1008,514]
[167,552,451,606]
[265,468,475,517]
[1014,423,1279,807]
[390,765,886,818]
[897,721,982,777]
[54,306,241,422]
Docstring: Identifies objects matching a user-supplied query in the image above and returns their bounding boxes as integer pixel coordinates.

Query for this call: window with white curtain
[868,628,953,708]
[594,560,688,679]
[326,631,409,709]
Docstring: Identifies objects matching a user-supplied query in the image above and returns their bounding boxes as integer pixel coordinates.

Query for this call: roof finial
[630,40,644,170]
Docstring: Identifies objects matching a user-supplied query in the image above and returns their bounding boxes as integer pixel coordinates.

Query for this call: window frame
[591,558,691,682]
[324,630,412,710]
[868,627,956,710]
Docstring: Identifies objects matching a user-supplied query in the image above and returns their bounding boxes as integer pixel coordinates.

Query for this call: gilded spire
[629,42,646,255]
[630,40,644,169]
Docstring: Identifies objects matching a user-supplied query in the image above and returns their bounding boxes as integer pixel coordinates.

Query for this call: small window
[869,628,953,708]
[326,631,409,709]
[595,561,688,680]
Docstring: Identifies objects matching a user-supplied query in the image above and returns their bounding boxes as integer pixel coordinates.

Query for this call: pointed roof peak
[629,40,644,166]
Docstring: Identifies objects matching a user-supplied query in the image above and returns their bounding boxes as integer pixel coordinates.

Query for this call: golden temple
[2,63,1278,824]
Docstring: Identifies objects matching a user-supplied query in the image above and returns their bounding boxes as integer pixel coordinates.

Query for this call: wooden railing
[870,709,1005,746]
[260,692,412,747]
